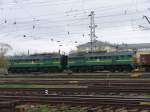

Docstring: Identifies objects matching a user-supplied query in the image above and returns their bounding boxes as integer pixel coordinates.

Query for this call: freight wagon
[140,54,150,71]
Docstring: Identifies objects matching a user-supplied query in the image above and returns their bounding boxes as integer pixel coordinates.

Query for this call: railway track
[0,87,149,96]
[0,72,150,79]
[0,95,150,107]
[0,76,149,111]
[0,79,149,95]
[0,79,150,84]
[0,79,149,89]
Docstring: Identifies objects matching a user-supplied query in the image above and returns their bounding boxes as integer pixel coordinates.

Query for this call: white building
[76,40,150,53]
[77,40,117,52]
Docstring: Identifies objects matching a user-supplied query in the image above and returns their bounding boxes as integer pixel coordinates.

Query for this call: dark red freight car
[140,54,150,71]
[140,54,150,65]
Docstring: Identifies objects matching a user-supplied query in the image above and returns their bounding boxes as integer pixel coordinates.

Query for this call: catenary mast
[88,11,98,52]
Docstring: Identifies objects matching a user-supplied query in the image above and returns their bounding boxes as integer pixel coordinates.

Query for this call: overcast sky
[0,0,150,55]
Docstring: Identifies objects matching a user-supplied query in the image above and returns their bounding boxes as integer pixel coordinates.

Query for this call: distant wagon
[140,54,150,71]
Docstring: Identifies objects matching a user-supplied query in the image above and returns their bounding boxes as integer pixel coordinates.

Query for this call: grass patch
[27,105,88,112]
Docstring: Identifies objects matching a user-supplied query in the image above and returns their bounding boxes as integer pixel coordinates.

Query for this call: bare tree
[0,43,12,74]
[0,43,12,56]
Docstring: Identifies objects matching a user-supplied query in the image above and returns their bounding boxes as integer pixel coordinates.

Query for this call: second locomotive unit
[67,51,135,72]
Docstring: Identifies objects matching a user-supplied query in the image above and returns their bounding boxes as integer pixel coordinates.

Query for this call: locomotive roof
[69,51,135,58]
[9,54,60,60]
[30,53,60,56]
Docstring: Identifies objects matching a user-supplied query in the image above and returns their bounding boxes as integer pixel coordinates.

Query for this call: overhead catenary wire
[0,0,148,22]
[0,0,148,20]
[0,0,149,42]
[0,0,148,12]
[0,2,148,19]
[0,0,147,23]
[0,9,144,27]
[0,5,148,28]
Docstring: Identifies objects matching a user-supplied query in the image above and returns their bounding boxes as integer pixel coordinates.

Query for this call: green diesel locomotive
[8,53,67,73]
[68,51,135,72]
[7,51,139,73]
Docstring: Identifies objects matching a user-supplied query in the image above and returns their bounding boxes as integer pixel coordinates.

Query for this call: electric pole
[88,11,97,52]
[139,16,150,30]
[143,16,150,24]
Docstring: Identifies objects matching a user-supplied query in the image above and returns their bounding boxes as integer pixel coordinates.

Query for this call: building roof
[9,53,60,60]
[77,40,150,50]
[69,51,135,57]
[77,40,115,48]
[117,43,150,49]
